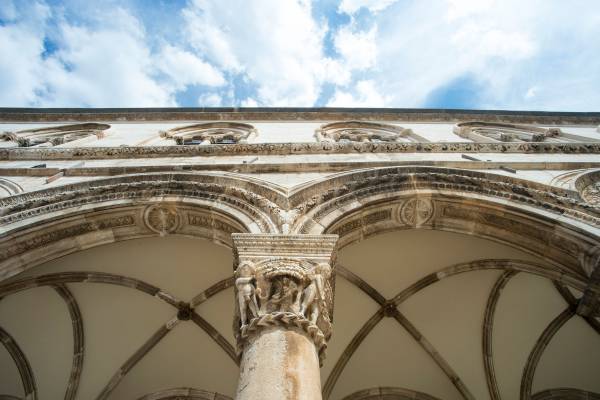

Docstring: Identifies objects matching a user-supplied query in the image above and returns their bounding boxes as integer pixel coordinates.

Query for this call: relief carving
[399,198,434,226]
[1,123,109,147]
[1,141,600,162]
[159,122,258,145]
[143,205,180,235]
[453,121,599,143]
[231,234,338,363]
[581,182,600,207]
[315,121,428,143]
[234,260,333,330]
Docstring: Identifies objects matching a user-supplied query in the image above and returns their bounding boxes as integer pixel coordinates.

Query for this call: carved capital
[231,234,338,363]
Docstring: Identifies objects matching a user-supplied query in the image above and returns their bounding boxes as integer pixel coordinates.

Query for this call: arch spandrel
[0,172,289,281]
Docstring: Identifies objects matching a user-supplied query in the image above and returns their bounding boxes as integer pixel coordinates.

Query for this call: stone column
[231,234,338,400]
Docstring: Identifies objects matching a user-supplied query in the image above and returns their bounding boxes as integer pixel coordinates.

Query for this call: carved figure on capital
[234,258,334,338]
[300,263,332,324]
[235,261,260,327]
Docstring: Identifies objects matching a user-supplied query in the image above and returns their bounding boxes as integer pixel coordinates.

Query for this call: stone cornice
[2,141,600,161]
[1,107,600,124]
[231,233,338,265]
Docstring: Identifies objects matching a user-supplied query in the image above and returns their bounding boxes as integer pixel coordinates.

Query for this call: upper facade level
[0,108,599,152]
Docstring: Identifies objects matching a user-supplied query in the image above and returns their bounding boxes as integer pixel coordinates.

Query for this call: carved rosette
[231,234,338,364]
[398,198,434,226]
[143,204,181,235]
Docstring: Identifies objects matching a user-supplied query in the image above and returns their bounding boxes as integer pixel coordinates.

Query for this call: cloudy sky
[1,0,599,110]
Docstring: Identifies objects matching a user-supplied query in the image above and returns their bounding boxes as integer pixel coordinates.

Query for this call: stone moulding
[159,122,257,145]
[238,311,328,363]
[0,177,23,196]
[1,167,599,280]
[0,172,286,233]
[2,141,600,161]
[315,120,429,143]
[1,108,599,124]
[288,166,600,232]
[340,387,442,400]
[454,121,600,143]
[137,388,232,400]
[0,122,110,147]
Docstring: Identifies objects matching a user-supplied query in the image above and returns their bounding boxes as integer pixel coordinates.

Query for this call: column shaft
[236,327,322,400]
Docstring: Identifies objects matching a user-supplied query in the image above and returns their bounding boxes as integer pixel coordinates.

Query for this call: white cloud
[1,0,599,110]
[338,0,398,15]
[0,2,50,106]
[181,0,332,106]
[157,45,225,89]
[451,23,536,60]
[334,25,377,71]
[198,93,223,106]
[445,0,495,21]
[240,97,258,107]
[328,80,388,107]
[357,0,600,110]
[0,3,229,107]
[39,11,174,107]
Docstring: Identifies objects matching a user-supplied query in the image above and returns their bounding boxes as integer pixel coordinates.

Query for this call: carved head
[315,262,332,279]
[237,261,256,278]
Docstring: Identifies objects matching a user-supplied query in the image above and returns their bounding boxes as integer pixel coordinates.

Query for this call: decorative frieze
[2,141,600,161]
[0,215,135,262]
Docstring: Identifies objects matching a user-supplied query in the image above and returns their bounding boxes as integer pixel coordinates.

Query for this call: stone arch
[0,172,287,280]
[289,166,600,277]
[136,387,233,400]
[340,387,442,400]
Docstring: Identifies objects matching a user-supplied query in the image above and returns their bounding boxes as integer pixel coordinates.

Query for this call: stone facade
[0,108,599,400]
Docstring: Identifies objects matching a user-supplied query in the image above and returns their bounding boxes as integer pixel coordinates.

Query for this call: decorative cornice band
[2,141,600,161]
[1,107,600,124]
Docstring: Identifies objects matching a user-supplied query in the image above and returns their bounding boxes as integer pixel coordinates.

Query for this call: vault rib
[322,309,385,400]
[0,325,37,400]
[95,317,181,400]
[52,284,84,400]
[190,311,238,365]
[483,271,518,400]
[520,307,574,400]
[336,265,475,399]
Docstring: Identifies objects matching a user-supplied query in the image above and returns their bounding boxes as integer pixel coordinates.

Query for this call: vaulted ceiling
[1,229,599,399]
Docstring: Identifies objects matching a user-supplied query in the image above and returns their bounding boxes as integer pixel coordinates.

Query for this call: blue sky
[1,0,599,110]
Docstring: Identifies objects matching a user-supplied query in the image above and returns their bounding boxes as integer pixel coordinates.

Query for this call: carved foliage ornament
[453,121,600,143]
[159,122,258,145]
[0,123,109,147]
[234,259,333,360]
[315,121,428,143]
